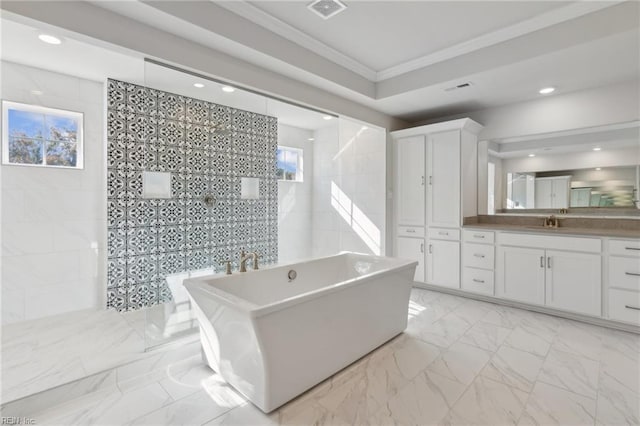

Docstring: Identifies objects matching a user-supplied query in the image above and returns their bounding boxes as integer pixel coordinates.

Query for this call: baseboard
[413,282,640,335]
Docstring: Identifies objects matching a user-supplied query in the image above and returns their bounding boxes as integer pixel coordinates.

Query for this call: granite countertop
[464,223,640,239]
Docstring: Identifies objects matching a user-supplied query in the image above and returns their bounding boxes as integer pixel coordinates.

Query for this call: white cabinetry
[427,131,460,228]
[392,119,483,287]
[535,176,571,208]
[462,229,495,295]
[396,234,425,282]
[497,233,602,316]
[427,229,460,288]
[395,136,425,227]
[497,246,546,305]
[608,239,640,325]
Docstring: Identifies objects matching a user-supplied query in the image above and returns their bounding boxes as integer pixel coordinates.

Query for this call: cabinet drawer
[428,227,460,241]
[609,256,640,291]
[463,243,494,269]
[398,226,425,238]
[463,229,495,244]
[608,288,640,325]
[610,239,640,257]
[462,267,494,295]
[498,233,601,253]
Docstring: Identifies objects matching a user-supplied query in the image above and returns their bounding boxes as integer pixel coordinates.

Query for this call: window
[2,101,83,168]
[276,146,303,182]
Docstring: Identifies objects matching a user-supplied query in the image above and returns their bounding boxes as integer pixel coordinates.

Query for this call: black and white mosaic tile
[106,79,278,312]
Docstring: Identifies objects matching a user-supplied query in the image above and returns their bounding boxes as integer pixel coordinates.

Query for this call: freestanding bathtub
[184,252,417,413]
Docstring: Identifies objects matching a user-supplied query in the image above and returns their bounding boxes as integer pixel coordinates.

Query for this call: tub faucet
[239,250,259,272]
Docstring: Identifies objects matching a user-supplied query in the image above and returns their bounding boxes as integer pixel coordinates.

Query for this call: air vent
[444,82,474,92]
[307,0,347,20]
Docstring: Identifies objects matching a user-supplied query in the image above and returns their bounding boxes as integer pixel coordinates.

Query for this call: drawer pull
[625,247,640,251]
[406,229,416,233]
[420,243,424,253]
[438,231,449,236]
[625,272,640,277]
[625,305,640,311]
[472,279,485,283]
[474,234,485,239]
[473,254,485,258]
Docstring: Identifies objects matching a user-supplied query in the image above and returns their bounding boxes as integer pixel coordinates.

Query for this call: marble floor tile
[157,355,215,400]
[370,369,467,426]
[36,383,173,426]
[596,374,640,426]
[444,376,528,426]
[503,325,552,357]
[427,341,492,388]
[538,347,600,399]
[459,321,512,352]
[519,381,596,426]
[409,312,472,348]
[552,321,604,362]
[129,384,245,426]
[481,305,527,329]
[481,345,544,392]
[204,402,277,425]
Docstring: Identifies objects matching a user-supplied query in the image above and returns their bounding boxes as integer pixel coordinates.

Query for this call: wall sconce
[241,177,260,199]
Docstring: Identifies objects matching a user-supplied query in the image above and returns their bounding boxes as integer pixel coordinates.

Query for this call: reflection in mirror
[485,122,640,214]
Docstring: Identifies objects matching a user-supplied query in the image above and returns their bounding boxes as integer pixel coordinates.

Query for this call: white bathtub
[184,252,417,413]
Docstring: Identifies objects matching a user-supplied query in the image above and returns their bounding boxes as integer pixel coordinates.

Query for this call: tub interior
[196,254,407,307]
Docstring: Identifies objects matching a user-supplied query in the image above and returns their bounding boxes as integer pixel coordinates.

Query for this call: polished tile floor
[32,288,639,425]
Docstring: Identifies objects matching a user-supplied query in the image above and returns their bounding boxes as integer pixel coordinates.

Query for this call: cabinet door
[497,246,545,305]
[534,179,552,208]
[427,240,460,288]
[427,131,460,228]
[396,136,425,226]
[545,250,601,316]
[551,178,570,209]
[396,237,425,282]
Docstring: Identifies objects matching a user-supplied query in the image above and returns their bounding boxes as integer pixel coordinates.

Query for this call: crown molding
[376,1,626,81]
[218,0,626,85]
[215,0,378,81]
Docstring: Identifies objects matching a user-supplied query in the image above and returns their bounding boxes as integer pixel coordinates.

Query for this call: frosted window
[2,101,83,169]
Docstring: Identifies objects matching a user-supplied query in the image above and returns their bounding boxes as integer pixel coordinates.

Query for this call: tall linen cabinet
[391,119,483,288]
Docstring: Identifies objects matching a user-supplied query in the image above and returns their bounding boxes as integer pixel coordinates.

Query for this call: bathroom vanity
[391,119,640,331]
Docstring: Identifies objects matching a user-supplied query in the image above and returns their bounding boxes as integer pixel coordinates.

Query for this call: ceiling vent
[307,0,347,20]
[444,82,473,92]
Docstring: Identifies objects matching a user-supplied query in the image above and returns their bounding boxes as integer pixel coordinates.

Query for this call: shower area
[0,20,386,410]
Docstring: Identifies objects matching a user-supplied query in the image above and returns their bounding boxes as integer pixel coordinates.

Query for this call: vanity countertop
[463,223,640,239]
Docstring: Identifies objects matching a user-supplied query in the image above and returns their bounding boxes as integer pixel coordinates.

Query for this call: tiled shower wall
[106,79,278,311]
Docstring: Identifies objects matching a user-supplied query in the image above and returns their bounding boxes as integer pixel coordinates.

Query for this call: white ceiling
[2,0,639,124]
[246,1,569,72]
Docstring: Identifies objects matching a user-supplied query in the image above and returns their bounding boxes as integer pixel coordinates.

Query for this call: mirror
[485,122,640,214]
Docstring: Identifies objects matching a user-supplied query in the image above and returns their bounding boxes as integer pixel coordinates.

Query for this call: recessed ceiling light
[323,115,333,120]
[222,86,235,93]
[193,83,205,88]
[38,34,62,45]
[30,89,44,95]
[528,154,535,157]
[308,137,315,141]
[593,147,601,151]
[539,87,555,95]
[596,167,602,171]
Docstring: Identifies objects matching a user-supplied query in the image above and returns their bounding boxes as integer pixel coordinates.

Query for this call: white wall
[277,124,313,263]
[416,81,640,141]
[1,61,105,324]
[311,118,386,257]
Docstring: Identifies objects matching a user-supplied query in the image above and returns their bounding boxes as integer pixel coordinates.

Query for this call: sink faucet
[543,215,559,228]
[239,250,259,272]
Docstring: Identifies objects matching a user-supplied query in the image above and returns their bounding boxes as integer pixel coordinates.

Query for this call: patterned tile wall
[106,79,278,311]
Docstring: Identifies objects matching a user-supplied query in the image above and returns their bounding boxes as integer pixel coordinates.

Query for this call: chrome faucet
[239,250,259,272]
[543,215,559,228]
